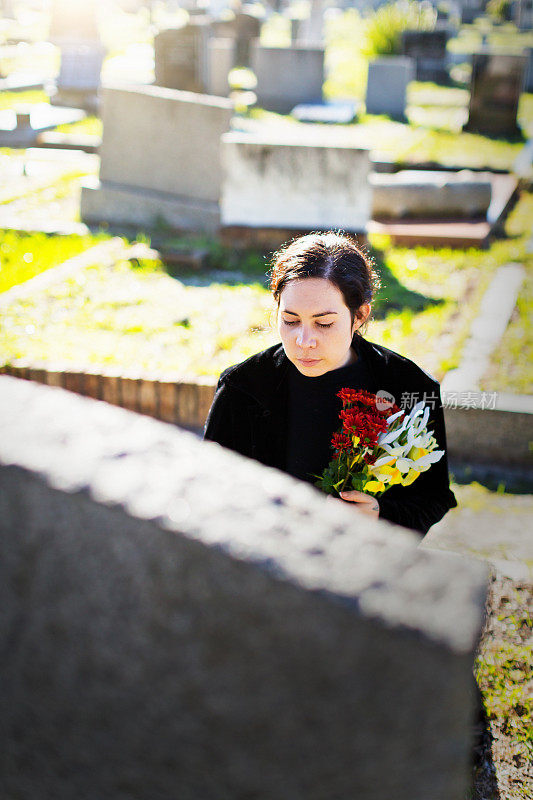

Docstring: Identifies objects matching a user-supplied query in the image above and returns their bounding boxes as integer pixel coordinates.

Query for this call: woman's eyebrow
[282,309,338,317]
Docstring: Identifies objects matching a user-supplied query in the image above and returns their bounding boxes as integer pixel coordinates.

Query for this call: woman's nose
[296,327,317,348]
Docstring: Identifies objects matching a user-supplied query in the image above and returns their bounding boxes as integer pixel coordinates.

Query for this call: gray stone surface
[57,42,105,91]
[80,176,220,232]
[465,52,527,137]
[154,22,210,93]
[365,57,415,119]
[0,376,487,800]
[206,38,235,97]
[525,47,533,93]
[444,395,533,469]
[221,130,372,230]
[80,84,232,231]
[401,29,449,83]
[251,44,324,114]
[371,169,492,219]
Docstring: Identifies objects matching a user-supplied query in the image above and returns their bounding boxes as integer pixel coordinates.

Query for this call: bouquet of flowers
[314,388,444,497]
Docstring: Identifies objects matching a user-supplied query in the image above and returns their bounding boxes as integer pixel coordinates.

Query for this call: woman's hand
[338,490,380,519]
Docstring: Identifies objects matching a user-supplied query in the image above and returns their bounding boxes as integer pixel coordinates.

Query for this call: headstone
[154,21,210,93]
[370,170,492,219]
[234,11,261,66]
[206,38,235,96]
[458,0,484,23]
[464,52,527,138]
[525,47,533,92]
[401,29,449,83]
[48,0,103,111]
[80,84,232,232]
[297,0,326,45]
[57,43,105,92]
[210,11,261,67]
[0,375,488,800]
[221,130,372,231]
[515,0,533,29]
[365,57,415,119]
[48,0,100,44]
[251,44,324,114]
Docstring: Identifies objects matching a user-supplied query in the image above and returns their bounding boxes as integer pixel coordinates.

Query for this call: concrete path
[422,484,533,582]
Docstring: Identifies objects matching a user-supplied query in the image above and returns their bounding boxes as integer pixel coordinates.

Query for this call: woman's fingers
[339,490,380,518]
[339,490,372,503]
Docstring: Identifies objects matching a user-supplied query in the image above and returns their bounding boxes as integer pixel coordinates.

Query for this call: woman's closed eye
[282,319,334,328]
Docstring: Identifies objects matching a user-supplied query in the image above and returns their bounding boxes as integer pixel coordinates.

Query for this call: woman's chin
[294,358,326,375]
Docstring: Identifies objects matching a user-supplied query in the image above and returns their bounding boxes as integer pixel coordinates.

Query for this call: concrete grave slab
[221,130,372,231]
[0,104,85,147]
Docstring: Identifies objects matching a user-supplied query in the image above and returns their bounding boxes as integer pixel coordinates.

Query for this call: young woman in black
[204,232,457,535]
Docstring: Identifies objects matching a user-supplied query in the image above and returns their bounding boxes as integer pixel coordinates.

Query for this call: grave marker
[464,52,527,138]
[251,44,324,114]
[81,84,232,232]
[221,130,372,231]
[402,29,449,83]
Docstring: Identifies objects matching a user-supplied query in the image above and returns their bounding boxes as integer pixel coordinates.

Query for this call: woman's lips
[298,358,321,365]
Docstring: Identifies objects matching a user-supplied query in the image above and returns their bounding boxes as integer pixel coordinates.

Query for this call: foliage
[486,0,512,22]
[362,0,436,58]
[475,582,533,773]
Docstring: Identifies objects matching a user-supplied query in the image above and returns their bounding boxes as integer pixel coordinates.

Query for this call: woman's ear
[353,303,371,334]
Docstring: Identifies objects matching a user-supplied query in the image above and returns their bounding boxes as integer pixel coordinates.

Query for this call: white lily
[396,450,444,473]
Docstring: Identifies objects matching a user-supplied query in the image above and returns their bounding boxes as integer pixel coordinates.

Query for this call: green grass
[1,189,531,381]
[475,584,533,766]
[0,230,106,293]
[0,90,50,110]
[55,117,103,138]
[480,266,533,394]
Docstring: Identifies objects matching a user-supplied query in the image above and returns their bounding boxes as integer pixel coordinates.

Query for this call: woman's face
[277,278,370,376]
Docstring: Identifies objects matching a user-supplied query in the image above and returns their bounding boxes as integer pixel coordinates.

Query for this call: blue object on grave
[291,101,360,124]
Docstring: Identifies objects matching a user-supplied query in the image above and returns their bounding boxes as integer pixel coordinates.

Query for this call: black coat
[203,336,457,535]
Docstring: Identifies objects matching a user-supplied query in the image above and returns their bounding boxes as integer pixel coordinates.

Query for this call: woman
[204,232,457,535]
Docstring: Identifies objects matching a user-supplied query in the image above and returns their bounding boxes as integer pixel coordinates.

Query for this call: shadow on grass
[371,246,446,318]
[107,223,446,314]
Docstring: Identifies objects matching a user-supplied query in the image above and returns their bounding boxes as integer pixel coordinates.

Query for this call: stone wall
[0,375,487,800]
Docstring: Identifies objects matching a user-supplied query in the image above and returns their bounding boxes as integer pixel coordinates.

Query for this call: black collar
[221,336,394,412]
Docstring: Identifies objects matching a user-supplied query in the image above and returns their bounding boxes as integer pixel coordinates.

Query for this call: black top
[286,353,371,483]
[203,339,457,535]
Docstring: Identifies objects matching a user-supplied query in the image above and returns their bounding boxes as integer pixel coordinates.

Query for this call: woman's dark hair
[269,232,380,342]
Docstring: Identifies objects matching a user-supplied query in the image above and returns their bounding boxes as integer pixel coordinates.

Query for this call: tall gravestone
[80,84,232,232]
[525,47,533,92]
[211,11,261,67]
[464,52,527,138]
[0,375,488,800]
[402,29,449,83]
[365,57,415,119]
[48,0,104,110]
[251,44,324,113]
[206,38,235,96]
[154,20,210,93]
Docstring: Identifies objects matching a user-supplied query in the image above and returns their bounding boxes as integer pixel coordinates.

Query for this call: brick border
[0,365,216,432]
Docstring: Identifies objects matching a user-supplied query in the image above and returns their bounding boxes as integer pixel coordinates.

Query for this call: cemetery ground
[1,14,532,794]
[1,203,532,800]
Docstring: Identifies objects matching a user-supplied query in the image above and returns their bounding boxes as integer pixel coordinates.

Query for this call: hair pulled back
[269,232,380,342]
